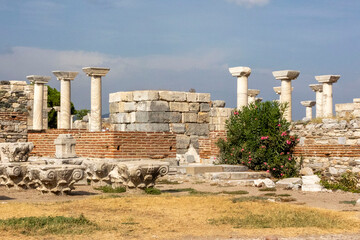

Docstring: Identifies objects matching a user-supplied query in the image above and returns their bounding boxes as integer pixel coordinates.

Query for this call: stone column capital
[309,84,323,92]
[52,71,78,81]
[272,70,300,80]
[82,67,110,77]
[301,101,316,107]
[26,75,50,84]
[248,89,260,97]
[315,75,340,84]
[229,66,251,77]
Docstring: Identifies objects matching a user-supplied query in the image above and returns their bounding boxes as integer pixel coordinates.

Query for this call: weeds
[95,185,126,193]
[232,196,268,203]
[259,188,276,192]
[144,188,162,195]
[0,215,97,235]
[339,200,357,206]
[156,179,180,185]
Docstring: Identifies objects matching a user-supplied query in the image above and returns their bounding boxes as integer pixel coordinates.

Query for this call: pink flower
[281,165,283,168]
[280,152,284,155]
[286,140,291,145]
[255,118,257,120]
[234,111,239,115]
[249,152,251,154]
[281,131,287,137]
[232,148,235,150]
[278,124,281,127]
[248,161,251,164]
[230,153,233,156]
[266,170,270,173]
[264,162,267,165]
[241,161,244,164]
[297,138,300,141]
[281,173,284,176]
[288,157,291,161]
[287,152,290,154]
[249,158,252,161]
[241,149,244,152]
[273,168,276,170]
[214,157,216,159]
[225,159,227,162]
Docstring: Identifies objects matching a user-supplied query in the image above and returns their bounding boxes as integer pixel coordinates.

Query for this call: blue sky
[0,0,359,120]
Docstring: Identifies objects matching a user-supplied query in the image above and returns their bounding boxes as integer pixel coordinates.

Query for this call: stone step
[204,171,271,180]
[175,164,248,175]
[211,179,255,187]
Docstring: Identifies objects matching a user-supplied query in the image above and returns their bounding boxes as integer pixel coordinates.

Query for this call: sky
[0,0,359,120]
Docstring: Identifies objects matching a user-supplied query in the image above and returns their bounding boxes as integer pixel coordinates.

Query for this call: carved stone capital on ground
[0,142,34,162]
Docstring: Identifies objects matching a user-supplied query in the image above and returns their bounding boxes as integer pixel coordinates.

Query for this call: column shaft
[33,83,44,130]
[281,80,292,122]
[306,107,313,120]
[91,76,102,132]
[60,80,71,129]
[316,91,323,118]
[237,76,248,109]
[323,83,333,117]
[248,96,256,104]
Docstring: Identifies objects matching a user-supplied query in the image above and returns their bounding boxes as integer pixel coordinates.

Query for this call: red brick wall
[199,130,226,159]
[294,145,360,158]
[0,112,27,143]
[28,130,176,159]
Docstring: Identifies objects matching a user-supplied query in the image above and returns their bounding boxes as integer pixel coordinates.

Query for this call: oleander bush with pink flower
[216,101,299,178]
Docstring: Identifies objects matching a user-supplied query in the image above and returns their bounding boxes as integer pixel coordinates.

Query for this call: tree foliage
[216,101,299,178]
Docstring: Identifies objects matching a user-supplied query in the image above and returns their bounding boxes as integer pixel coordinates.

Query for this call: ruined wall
[291,118,360,175]
[0,81,29,142]
[335,98,360,118]
[28,130,176,160]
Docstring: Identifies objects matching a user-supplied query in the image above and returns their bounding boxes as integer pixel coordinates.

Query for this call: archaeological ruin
[0,65,359,194]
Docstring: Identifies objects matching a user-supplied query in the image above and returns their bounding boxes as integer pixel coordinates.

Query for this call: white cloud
[225,0,270,7]
[0,47,230,111]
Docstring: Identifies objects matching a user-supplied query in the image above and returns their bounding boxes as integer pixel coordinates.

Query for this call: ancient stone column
[248,89,260,104]
[26,75,51,130]
[309,84,323,118]
[315,75,340,118]
[52,71,78,129]
[272,70,300,122]
[229,66,251,109]
[82,67,110,132]
[273,86,294,102]
[301,101,316,120]
[53,106,61,128]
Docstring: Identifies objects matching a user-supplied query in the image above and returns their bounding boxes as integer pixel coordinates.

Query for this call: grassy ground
[0,194,359,239]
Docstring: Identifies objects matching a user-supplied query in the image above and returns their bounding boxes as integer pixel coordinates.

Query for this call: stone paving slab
[205,171,271,180]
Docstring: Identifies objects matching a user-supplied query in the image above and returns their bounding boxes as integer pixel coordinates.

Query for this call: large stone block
[190,135,199,148]
[169,112,182,123]
[109,91,133,102]
[185,123,209,136]
[169,102,189,112]
[196,93,211,103]
[176,135,190,149]
[130,112,171,123]
[200,103,211,112]
[126,123,169,132]
[133,91,159,101]
[182,113,198,123]
[54,134,76,159]
[170,123,186,133]
[189,103,200,112]
[110,113,131,123]
[186,93,197,102]
[159,91,186,102]
[109,102,125,113]
[124,102,137,112]
[212,100,226,108]
[111,124,127,131]
[136,101,169,112]
[198,112,209,123]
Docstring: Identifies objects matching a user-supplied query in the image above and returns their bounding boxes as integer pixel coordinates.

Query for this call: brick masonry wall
[28,129,176,160]
[199,130,226,159]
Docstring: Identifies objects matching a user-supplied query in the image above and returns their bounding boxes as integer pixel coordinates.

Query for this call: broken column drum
[300,101,316,120]
[272,70,300,122]
[247,89,260,104]
[52,71,78,129]
[229,66,251,109]
[82,67,110,132]
[26,75,51,130]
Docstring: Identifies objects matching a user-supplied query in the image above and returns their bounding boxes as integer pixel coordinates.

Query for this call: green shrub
[321,171,360,193]
[95,185,126,193]
[144,187,162,195]
[216,101,299,178]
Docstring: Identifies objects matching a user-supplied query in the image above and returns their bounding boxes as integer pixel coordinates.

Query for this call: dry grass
[0,195,359,239]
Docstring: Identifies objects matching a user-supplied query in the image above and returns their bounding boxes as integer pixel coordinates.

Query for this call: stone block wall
[28,129,176,160]
[335,98,360,118]
[109,90,212,156]
[291,118,360,174]
[0,112,27,142]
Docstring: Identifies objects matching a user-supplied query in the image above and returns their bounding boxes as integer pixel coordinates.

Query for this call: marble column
[309,84,323,118]
[229,66,251,109]
[315,75,340,118]
[82,67,110,132]
[26,75,51,130]
[53,106,61,128]
[273,86,294,102]
[272,70,300,122]
[52,71,78,129]
[301,101,316,120]
[248,89,260,104]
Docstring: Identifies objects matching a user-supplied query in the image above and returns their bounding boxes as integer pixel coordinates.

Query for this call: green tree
[216,101,299,178]
[47,86,76,129]
[75,109,90,120]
